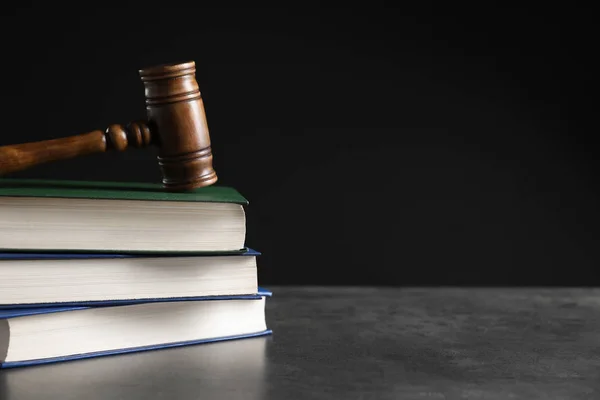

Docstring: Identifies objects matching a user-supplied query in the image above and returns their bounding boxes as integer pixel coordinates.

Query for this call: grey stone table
[1,287,599,399]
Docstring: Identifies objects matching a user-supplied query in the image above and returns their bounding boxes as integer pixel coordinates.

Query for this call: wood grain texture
[0,122,152,176]
[0,61,217,191]
[139,61,217,191]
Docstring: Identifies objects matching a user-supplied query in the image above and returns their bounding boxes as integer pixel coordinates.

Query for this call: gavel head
[138,61,218,191]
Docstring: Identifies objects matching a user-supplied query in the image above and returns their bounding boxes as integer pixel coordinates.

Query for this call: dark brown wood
[139,61,217,191]
[0,122,152,176]
[0,61,217,191]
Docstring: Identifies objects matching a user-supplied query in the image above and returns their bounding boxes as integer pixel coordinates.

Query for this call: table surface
[1,286,599,399]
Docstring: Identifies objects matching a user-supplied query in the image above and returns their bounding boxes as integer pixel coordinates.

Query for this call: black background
[0,5,596,286]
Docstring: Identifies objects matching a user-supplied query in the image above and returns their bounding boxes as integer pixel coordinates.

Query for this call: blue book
[0,249,262,307]
[1,288,272,369]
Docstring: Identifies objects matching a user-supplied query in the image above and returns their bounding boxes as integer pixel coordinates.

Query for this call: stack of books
[0,178,271,369]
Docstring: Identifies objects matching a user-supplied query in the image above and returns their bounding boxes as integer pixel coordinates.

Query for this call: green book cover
[0,178,249,255]
[0,178,248,205]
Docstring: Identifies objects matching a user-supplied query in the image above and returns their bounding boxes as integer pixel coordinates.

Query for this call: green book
[0,178,248,254]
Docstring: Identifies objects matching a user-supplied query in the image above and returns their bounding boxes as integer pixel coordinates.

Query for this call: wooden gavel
[0,61,217,191]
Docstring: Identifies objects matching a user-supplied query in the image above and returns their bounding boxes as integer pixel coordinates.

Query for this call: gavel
[0,61,217,191]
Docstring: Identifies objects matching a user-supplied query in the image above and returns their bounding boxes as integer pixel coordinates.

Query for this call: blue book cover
[0,287,273,317]
[0,289,273,369]
[0,247,260,260]
[0,248,263,308]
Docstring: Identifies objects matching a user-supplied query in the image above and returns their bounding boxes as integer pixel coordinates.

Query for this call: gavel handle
[0,122,152,176]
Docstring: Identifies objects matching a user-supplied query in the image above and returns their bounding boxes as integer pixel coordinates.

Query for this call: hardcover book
[0,249,261,307]
[0,178,248,253]
[0,289,272,369]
